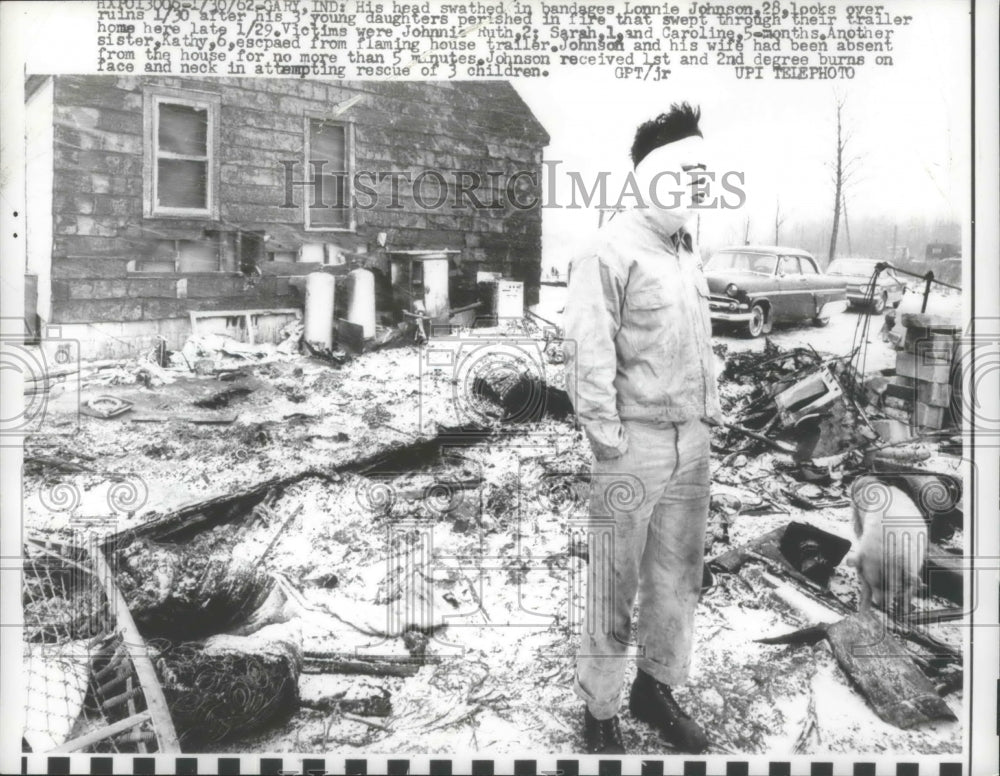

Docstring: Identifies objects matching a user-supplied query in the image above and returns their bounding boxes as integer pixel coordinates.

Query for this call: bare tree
[842,191,852,255]
[828,95,863,263]
[774,198,785,244]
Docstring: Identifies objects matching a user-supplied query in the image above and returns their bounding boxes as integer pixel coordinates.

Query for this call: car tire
[744,304,766,338]
[813,315,831,327]
[871,292,887,314]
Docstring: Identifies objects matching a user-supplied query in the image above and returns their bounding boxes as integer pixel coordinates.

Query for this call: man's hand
[586,420,629,461]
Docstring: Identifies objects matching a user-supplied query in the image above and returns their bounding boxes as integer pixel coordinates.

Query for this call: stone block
[895,352,952,384]
[912,402,946,429]
[916,380,952,408]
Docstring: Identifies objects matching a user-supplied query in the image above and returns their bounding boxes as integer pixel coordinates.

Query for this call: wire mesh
[22,539,172,753]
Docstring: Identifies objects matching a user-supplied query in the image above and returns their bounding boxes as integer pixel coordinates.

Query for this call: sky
[513,0,971,271]
[0,0,972,276]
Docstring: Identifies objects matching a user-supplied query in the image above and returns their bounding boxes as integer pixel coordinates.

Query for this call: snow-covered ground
[21,297,964,757]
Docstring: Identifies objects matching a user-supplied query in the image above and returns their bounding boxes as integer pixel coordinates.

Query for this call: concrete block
[900,312,961,333]
[221,183,283,207]
[96,108,142,135]
[56,76,139,112]
[107,176,142,197]
[93,196,138,217]
[50,279,76,301]
[883,405,911,423]
[54,236,132,257]
[59,322,126,361]
[126,278,178,298]
[56,298,143,324]
[884,395,913,412]
[383,211,427,230]
[221,165,282,187]
[222,105,302,136]
[55,214,78,235]
[870,418,911,443]
[243,89,284,113]
[91,279,129,298]
[79,150,142,177]
[141,298,190,320]
[884,379,916,402]
[54,193,95,215]
[55,105,99,129]
[186,276,244,298]
[911,340,954,365]
[917,380,952,408]
[76,216,118,238]
[895,351,952,384]
[912,402,946,429]
[156,318,191,351]
[101,132,141,155]
[222,203,300,224]
[260,261,322,277]
[904,327,958,351]
[222,125,300,153]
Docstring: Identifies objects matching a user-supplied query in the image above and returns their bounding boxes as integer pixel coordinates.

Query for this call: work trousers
[573,418,711,720]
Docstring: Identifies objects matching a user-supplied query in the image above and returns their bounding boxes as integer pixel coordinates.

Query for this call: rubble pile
[21,311,965,756]
[114,529,276,640]
[881,317,961,430]
[150,624,302,748]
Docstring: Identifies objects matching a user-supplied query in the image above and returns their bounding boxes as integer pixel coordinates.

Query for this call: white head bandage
[633,135,709,231]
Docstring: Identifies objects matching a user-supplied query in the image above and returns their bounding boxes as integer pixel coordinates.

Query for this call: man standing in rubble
[564,103,720,755]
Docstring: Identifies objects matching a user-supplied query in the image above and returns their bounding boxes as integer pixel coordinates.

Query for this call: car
[703,246,847,338]
[934,257,963,288]
[826,257,909,313]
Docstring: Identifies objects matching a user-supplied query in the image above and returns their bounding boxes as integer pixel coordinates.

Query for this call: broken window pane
[309,174,348,228]
[308,119,349,229]
[158,159,207,209]
[158,103,208,156]
[176,239,219,272]
[310,121,345,168]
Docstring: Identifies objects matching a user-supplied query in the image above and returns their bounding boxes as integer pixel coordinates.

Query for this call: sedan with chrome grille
[703,246,848,338]
[826,257,909,313]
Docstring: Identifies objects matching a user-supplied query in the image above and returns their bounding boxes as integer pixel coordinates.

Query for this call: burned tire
[744,304,766,338]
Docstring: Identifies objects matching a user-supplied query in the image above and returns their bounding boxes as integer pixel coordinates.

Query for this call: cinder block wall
[46,76,547,355]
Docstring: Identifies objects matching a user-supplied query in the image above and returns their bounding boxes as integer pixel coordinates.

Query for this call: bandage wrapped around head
[632,135,708,233]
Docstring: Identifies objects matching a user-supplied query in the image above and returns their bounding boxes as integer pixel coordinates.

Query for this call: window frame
[778,255,803,276]
[303,112,355,233]
[143,86,221,220]
[800,256,820,275]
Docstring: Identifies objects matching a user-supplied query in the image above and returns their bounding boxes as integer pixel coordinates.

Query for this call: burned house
[24,76,548,358]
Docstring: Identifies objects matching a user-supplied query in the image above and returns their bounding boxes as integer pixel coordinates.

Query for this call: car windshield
[827,259,877,276]
[706,252,777,275]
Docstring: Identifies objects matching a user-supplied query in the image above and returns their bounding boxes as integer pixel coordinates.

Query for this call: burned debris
[21,327,964,755]
[20,277,966,756]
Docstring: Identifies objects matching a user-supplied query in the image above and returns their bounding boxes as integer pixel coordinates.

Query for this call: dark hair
[630,102,703,168]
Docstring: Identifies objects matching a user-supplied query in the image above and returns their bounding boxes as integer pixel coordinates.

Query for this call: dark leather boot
[628,669,709,753]
[583,708,626,754]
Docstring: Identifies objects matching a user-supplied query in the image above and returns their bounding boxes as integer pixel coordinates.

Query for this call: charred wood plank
[302,651,441,677]
[825,612,958,728]
[50,711,151,753]
[756,613,958,729]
